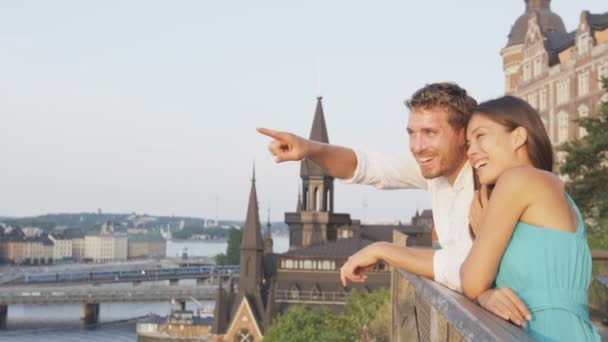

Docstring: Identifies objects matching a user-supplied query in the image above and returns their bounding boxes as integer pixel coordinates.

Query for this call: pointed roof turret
[296,188,303,212]
[309,96,329,143]
[241,165,263,251]
[301,96,332,177]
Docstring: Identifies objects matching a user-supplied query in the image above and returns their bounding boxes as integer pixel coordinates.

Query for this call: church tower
[239,166,264,293]
[285,96,352,249]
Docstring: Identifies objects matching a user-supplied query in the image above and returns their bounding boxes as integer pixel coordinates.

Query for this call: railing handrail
[397,270,535,341]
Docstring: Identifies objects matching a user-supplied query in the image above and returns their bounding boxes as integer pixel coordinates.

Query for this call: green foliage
[264,305,342,342]
[336,288,390,342]
[265,288,390,342]
[559,77,608,239]
[214,227,242,265]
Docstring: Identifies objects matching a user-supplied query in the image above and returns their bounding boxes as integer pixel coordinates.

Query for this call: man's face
[406,107,467,184]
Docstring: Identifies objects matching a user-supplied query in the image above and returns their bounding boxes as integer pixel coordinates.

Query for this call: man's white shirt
[343,149,474,292]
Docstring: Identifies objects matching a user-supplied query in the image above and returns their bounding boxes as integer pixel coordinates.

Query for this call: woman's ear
[512,126,528,150]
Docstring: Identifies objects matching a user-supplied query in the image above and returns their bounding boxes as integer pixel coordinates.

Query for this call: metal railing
[391,270,535,342]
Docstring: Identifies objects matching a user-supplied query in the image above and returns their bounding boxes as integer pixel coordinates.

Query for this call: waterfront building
[502,1,608,163]
[84,225,128,262]
[127,234,166,259]
[48,233,73,262]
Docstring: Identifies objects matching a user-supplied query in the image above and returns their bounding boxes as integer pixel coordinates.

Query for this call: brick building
[502,0,608,164]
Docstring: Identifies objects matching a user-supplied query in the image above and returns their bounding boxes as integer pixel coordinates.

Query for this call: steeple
[296,188,303,212]
[241,164,263,251]
[300,96,331,178]
[309,96,329,143]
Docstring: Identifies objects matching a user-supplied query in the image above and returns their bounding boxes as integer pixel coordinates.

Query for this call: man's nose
[410,136,426,153]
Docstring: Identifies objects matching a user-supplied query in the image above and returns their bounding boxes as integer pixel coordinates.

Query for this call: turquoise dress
[495,194,600,341]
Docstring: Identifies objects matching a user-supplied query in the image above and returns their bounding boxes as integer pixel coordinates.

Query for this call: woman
[460,95,600,341]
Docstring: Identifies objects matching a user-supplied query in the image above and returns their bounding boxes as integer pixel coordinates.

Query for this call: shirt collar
[435,161,472,191]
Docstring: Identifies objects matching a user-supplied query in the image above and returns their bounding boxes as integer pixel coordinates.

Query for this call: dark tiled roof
[588,12,608,30]
[282,238,375,258]
[506,9,566,47]
[361,224,430,242]
[544,30,576,66]
[420,209,433,218]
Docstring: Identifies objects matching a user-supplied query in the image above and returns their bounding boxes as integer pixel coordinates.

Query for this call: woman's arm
[460,168,534,299]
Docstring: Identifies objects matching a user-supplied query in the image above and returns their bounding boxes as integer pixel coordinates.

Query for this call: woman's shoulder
[496,166,563,194]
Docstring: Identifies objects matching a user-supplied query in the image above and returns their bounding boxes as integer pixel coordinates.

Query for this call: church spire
[296,188,303,212]
[301,96,331,178]
[241,164,263,251]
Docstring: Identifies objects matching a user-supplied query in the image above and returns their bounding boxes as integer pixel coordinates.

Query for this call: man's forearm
[307,141,358,180]
[370,242,435,279]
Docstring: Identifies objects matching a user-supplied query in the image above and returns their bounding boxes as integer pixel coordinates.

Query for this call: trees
[559,78,608,247]
[264,288,390,342]
[215,226,242,265]
[264,305,341,342]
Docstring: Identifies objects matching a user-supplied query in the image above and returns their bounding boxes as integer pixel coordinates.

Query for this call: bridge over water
[0,265,241,326]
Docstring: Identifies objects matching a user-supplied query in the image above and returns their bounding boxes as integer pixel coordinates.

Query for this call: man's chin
[420,169,441,179]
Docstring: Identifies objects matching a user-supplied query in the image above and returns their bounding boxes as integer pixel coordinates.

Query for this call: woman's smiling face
[466,113,519,185]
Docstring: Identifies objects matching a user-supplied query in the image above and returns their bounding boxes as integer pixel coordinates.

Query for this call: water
[0,236,288,341]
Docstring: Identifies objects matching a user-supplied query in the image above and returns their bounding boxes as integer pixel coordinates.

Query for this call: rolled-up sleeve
[433,247,468,292]
[342,149,427,190]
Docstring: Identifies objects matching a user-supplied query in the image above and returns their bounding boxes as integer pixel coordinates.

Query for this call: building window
[533,56,542,77]
[557,112,569,144]
[235,329,254,342]
[557,79,570,105]
[578,105,589,138]
[539,88,547,111]
[523,62,531,81]
[578,70,590,97]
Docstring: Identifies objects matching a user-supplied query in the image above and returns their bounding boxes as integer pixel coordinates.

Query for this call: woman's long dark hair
[473,95,554,172]
[467,96,554,239]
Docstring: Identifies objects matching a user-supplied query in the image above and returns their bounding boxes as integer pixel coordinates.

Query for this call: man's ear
[512,127,528,150]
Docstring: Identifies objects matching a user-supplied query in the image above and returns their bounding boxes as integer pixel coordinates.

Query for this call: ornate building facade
[502,0,608,163]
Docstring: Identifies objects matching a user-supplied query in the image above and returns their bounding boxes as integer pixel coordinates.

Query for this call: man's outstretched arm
[257,127,357,180]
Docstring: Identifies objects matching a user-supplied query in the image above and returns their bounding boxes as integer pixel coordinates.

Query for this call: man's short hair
[405,82,477,131]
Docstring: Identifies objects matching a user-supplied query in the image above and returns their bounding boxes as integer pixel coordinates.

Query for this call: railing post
[391,230,418,342]
[0,305,7,329]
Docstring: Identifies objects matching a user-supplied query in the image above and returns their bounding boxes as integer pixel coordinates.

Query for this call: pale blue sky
[0,1,605,222]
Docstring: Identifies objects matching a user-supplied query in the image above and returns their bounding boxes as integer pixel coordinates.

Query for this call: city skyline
[1,1,606,222]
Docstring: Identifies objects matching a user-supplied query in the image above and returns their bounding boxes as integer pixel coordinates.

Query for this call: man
[257,82,531,327]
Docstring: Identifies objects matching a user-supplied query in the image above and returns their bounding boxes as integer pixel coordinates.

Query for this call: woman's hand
[340,244,381,287]
[477,288,531,327]
[469,185,489,237]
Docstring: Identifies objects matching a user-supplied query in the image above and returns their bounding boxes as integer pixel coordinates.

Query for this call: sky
[0,1,606,222]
